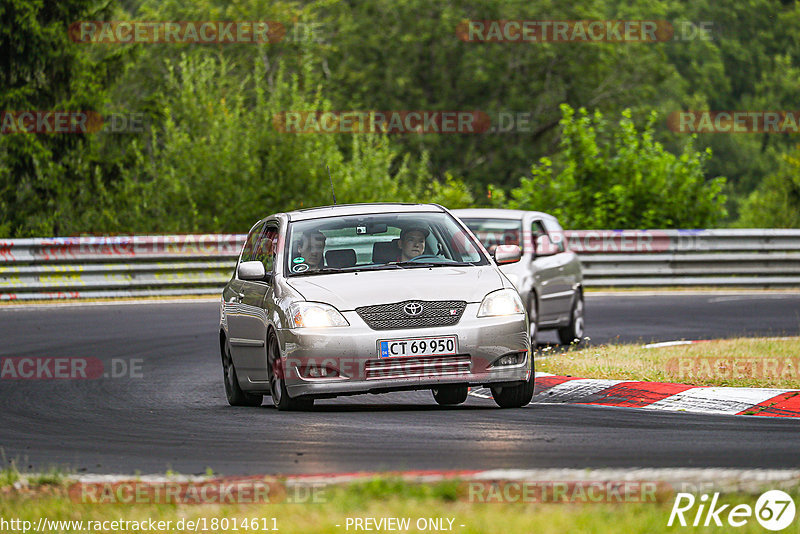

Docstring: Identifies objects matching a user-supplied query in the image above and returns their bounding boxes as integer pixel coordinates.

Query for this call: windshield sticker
[292,263,309,273]
[293,257,305,264]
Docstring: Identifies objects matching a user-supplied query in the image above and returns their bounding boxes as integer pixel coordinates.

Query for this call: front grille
[364,354,471,380]
[356,300,467,330]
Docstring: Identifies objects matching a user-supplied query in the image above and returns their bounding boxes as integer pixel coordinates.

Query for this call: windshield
[460,218,524,254]
[285,211,489,275]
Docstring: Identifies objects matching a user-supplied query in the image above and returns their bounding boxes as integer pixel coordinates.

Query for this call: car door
[530,218,564,324]
[227,221,277,384]
[540,217,577,322]
[238,222,279,384]
[225,221,263,367]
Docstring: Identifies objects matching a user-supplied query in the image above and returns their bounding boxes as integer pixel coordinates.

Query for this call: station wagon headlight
[477,288,525,317]
[289,302,350,328]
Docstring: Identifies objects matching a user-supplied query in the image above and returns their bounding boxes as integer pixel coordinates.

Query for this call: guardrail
[565,229,800,287]
[1,230,799,300]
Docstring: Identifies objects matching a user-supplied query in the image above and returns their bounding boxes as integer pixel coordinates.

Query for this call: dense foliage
[505,105,726,229]
[1,0,799,236]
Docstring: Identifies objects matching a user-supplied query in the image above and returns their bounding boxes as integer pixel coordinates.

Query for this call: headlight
[477,288,525,317]
[288,302,349,328]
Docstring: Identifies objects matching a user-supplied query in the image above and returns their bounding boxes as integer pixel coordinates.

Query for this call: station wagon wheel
[557,293,585,345]
[221,339,262,407]
[431,385,468,405]
[267,331,314,411]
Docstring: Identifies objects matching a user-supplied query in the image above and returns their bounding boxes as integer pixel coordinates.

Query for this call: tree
[73,54,472,234]
[0,0,120,236]
[504,104,726,229]
[737,144,800,228]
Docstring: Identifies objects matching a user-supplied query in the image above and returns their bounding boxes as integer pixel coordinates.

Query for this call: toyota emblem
[403,302,423,317]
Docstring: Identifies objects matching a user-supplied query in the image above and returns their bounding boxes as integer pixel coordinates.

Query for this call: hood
[285,265,504,310]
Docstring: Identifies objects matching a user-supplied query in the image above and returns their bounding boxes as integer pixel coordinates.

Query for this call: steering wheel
[409,254,441,262]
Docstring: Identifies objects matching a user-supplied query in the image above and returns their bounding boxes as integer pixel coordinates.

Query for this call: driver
[297,230,326,270]
[396,226,429,261]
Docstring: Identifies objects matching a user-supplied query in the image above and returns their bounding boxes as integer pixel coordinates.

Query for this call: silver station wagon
[219,203,532,410]
[453,209,584,345]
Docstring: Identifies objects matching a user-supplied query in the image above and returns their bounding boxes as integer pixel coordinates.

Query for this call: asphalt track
[1,292,798,475]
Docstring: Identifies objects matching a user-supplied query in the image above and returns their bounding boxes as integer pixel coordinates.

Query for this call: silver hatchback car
[219,203,532,410]
[453,209,584,345]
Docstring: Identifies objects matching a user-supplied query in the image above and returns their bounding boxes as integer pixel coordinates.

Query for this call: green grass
[27,467,69,487]
[0,463,20,487]
[539,337,800,388]
[2,476,798,533]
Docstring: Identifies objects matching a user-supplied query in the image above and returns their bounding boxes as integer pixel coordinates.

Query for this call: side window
[532,220,559,255]
[253,225,279,274]
[543,219,566,253]
[240,222,265,263]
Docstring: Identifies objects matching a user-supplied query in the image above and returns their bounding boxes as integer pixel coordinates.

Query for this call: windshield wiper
[291,267,349,276]
[391,261,476,268]
[291,262,475,275]
[291,264,404,276]
[350,264,404,271]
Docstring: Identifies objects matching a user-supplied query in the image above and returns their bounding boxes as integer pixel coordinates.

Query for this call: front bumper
[278,303,530,398]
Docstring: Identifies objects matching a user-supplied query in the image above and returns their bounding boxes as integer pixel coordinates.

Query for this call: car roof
[284,203,447,222]
[451,208,556,221]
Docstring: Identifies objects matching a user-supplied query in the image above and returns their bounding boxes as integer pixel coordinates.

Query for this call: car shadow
[304,402,497,413]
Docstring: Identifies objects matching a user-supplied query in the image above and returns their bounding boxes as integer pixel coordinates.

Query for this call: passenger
[396,226,429,261]
[297,230,326,270]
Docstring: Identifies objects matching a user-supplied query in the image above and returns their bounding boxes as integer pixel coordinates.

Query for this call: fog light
[493,352,525,367]
[301,365,339,379]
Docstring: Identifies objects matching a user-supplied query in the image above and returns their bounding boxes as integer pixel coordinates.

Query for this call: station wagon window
[532,220,562,255]
[459,218,523,254]
[542,219,566,253]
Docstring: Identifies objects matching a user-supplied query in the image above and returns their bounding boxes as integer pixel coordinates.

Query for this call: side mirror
[494,245,522,264]
[238,260,267,281]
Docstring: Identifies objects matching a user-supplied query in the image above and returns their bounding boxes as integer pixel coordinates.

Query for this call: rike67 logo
[668,490,796,531]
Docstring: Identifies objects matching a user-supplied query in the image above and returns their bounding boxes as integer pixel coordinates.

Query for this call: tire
[267,331,314,411]
[528,293,538,346]
[557,292,585,345]
[432,385,468,405]
[221,339,263,407]
[491,362,535,408]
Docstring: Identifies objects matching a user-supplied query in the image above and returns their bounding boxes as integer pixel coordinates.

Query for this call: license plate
[378,336,458,358]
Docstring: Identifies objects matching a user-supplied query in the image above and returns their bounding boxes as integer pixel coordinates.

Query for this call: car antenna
[327,165,337,205]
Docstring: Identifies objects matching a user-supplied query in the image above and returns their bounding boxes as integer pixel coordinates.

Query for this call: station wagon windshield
[460,218,524,254]
[285,212,489,275]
